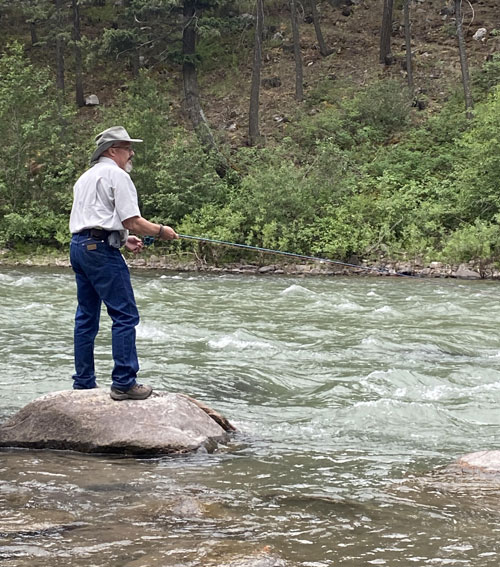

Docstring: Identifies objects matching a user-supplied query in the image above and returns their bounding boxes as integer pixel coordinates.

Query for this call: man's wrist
[157,225,164,239]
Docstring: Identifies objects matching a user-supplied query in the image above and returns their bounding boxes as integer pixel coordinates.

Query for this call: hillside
[1,1,497,146]
[1,0,500,270]
[197,0,499,147]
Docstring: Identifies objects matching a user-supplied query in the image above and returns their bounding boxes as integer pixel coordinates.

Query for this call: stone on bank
[0,390,235,456]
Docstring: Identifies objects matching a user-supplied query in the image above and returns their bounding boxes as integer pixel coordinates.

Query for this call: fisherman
[69,126,178,400]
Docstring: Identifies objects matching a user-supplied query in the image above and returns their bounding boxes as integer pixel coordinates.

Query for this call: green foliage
[307,196,377,260]
[291,79,411,152]
[142,136,229,224]
[306,77,343,107]
[343,79,411,142]
[0,42,76,246]
[100,28,139,57]
[2,6,500,272]
[441,219,500,275]
[0,209,69,247]
[454,86,500,221]
[179,203,245,243]
[473,53,500,95]
[289,106,355,151]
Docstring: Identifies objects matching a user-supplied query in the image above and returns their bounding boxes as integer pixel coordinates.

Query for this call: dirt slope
[199,0,500,147]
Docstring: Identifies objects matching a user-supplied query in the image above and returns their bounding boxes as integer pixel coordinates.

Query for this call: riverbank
[0,247,493,279]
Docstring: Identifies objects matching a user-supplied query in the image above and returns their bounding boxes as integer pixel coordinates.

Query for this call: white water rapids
[0,267,499,566]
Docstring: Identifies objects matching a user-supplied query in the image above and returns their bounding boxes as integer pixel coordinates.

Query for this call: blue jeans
[70,233,140,391]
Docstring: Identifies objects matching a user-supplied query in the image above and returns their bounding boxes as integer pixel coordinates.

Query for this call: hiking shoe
[110,383,153,401]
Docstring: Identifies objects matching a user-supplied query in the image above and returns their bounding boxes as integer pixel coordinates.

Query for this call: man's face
[110,143,134,172]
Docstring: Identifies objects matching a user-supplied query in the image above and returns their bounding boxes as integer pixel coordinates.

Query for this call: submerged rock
[224,554,288,567]
[452,450,500,475]
[0,390,235,456]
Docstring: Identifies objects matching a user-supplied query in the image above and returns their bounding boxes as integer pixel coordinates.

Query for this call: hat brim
[90,141,115,164]
[90,138,143,164]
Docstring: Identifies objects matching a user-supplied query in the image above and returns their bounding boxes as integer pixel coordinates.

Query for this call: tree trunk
[249,0,264,146]
[55,0,65,94]
[72,0,85,108]
[290,0,304,101]
[182,0,217,150]
[379,0,394,64]
[30,21,38,46]
[455,0,474,118]
[309,0,331,56]
[403,0,414,97]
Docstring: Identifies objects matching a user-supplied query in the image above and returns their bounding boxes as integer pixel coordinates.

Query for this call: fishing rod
[143,233,427,279]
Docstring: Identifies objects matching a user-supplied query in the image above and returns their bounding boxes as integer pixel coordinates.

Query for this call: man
[69,126,178,400]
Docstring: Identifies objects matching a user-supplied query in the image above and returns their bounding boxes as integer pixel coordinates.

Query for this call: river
[0,267,499,566]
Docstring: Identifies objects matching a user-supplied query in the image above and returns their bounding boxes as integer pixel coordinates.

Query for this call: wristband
[158,225,165,239]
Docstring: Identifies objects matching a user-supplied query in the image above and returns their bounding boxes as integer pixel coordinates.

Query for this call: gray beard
[125,161,133,173]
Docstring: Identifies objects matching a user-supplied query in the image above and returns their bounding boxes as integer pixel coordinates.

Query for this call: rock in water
[0,390,235,456]
[452,450,500,474]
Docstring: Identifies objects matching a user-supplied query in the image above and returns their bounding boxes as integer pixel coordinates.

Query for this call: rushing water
[0,266,499,566]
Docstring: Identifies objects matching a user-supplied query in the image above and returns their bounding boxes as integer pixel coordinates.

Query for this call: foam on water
[280,284,316,296]
[373,305,402,315]
[8,275,38,288]
[208,329,275,351]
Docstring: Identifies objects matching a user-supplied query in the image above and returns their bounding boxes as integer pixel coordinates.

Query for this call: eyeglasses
[112,145,134,153]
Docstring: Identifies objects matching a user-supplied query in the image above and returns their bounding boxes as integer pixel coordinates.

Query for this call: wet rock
[0,390,235,456]
[170,495,205,518]
[453,450,500,475]
[454,264,480,279]
[223,552,288,567]
[258,265,276,274]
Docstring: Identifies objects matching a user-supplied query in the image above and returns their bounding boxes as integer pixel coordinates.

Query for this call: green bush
[0,209,69,247]
[441,219,500,276]
[0,42,76,246]
[307,196,377,260]
[344,79,412,142]
[473,52,500,95]
[288,106,355,151]
[142,135,229,224]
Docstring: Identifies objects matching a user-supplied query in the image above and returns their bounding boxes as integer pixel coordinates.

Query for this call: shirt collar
[97,156,119,167]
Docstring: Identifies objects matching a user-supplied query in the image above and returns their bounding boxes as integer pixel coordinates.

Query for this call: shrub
[344,79,411,142]
[0,42,76,246]
[441,219,500,276]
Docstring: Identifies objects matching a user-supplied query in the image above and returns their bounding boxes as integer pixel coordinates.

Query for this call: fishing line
[144,233,479,288]
[177,234,409,277]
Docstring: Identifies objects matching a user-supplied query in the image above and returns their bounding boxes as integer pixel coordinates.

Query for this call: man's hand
[159,225,178,240]
[125,235,144,254]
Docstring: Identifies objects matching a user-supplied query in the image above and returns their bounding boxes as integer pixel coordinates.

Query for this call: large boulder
[0,390,235,456]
